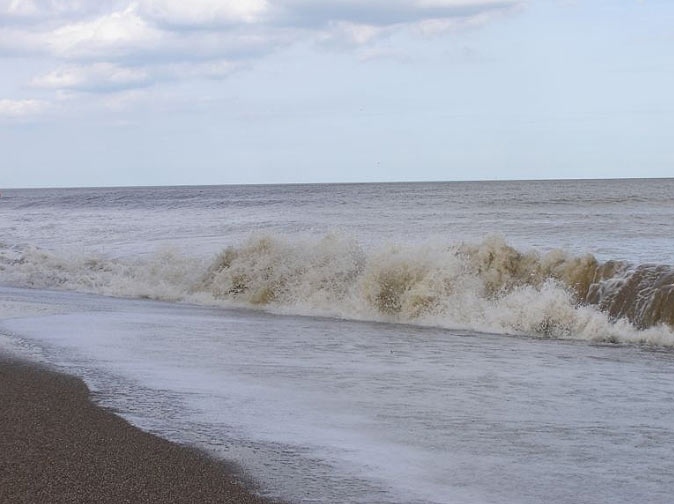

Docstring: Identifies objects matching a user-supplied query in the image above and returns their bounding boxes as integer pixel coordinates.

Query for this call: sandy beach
[0,357,284,504]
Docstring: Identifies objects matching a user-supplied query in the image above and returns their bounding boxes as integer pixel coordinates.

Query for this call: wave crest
[193,235,674,344]
[2,234,674,346]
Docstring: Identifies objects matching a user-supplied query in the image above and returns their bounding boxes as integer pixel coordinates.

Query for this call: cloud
[413,2,523,35]
[138,0,271,27]
[0,4,163,59]
[45,4,164,59]
[0,0,111,23]
[30,59,242,95]
[318,21,389,47]
[0,98,50,117]
[309,1,522,49]
[0,3,289,62]
[0,0,40,18]
[1,0,524,104]
[2,0,523,59]
[31,62,150,92]
[272,0,521,28]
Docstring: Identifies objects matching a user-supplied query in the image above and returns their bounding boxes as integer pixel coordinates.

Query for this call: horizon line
[3,175,672,191]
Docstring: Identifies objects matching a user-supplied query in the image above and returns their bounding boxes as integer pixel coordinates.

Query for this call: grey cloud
[2,1,525,99]
[0,0,118,24]
[1,1,523,63]
[271,0,522,28]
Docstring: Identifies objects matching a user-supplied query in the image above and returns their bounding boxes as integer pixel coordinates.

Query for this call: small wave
[2,235,673,346]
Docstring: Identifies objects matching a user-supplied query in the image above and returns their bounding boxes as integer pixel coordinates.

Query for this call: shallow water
[2,286,674,504]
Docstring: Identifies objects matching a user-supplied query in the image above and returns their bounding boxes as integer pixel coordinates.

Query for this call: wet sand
[0,357,285,504]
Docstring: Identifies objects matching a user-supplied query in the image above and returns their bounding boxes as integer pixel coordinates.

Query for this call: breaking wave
[2,234,673,346]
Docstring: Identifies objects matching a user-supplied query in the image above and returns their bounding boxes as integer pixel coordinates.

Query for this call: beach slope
[0,358,281,504]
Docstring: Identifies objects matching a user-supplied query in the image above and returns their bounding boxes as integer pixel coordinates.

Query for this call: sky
[1,0,673,188]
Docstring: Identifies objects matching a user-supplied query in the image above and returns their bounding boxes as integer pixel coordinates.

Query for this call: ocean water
[1,179,674,503]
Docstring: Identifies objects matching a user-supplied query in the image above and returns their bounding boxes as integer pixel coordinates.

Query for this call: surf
[2,233,673,346]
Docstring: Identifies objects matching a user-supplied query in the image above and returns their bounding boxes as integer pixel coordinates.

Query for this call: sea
[1,178,674,504]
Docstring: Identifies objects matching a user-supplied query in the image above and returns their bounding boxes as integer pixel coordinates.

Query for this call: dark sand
[0,357,285,504]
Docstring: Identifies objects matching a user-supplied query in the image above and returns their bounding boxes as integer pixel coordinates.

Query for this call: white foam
[2,234,673,346]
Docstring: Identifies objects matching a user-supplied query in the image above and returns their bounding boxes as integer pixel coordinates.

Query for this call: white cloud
[29,58,241,95]
[0,0,525,109]
[0,0,111,22]
[0,98,49,117]
[289,0,523,47]
[1,0,524,56]
[318,21,388,47]
[0,0,524,62]
[139,0,270,27]
[31,62,149,91]
[45,4,163,59]
[414,6,517,36]
[1,0,39,17]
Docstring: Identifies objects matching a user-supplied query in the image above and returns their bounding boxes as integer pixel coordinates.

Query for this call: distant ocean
[2,179,674,503]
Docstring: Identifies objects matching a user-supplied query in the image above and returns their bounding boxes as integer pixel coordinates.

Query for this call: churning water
[1,179,674,503]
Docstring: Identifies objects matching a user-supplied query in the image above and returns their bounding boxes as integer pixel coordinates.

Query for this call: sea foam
[2,234,673,346]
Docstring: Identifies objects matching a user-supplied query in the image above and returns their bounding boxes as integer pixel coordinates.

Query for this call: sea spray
[0,244,204,302]
[197,234,367,307]
[2,234,673,345]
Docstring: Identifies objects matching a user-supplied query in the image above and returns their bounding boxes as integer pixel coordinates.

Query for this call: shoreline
[0,356,286,504]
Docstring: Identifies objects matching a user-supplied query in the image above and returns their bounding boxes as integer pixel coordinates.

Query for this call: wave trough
[2,234,673,346]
